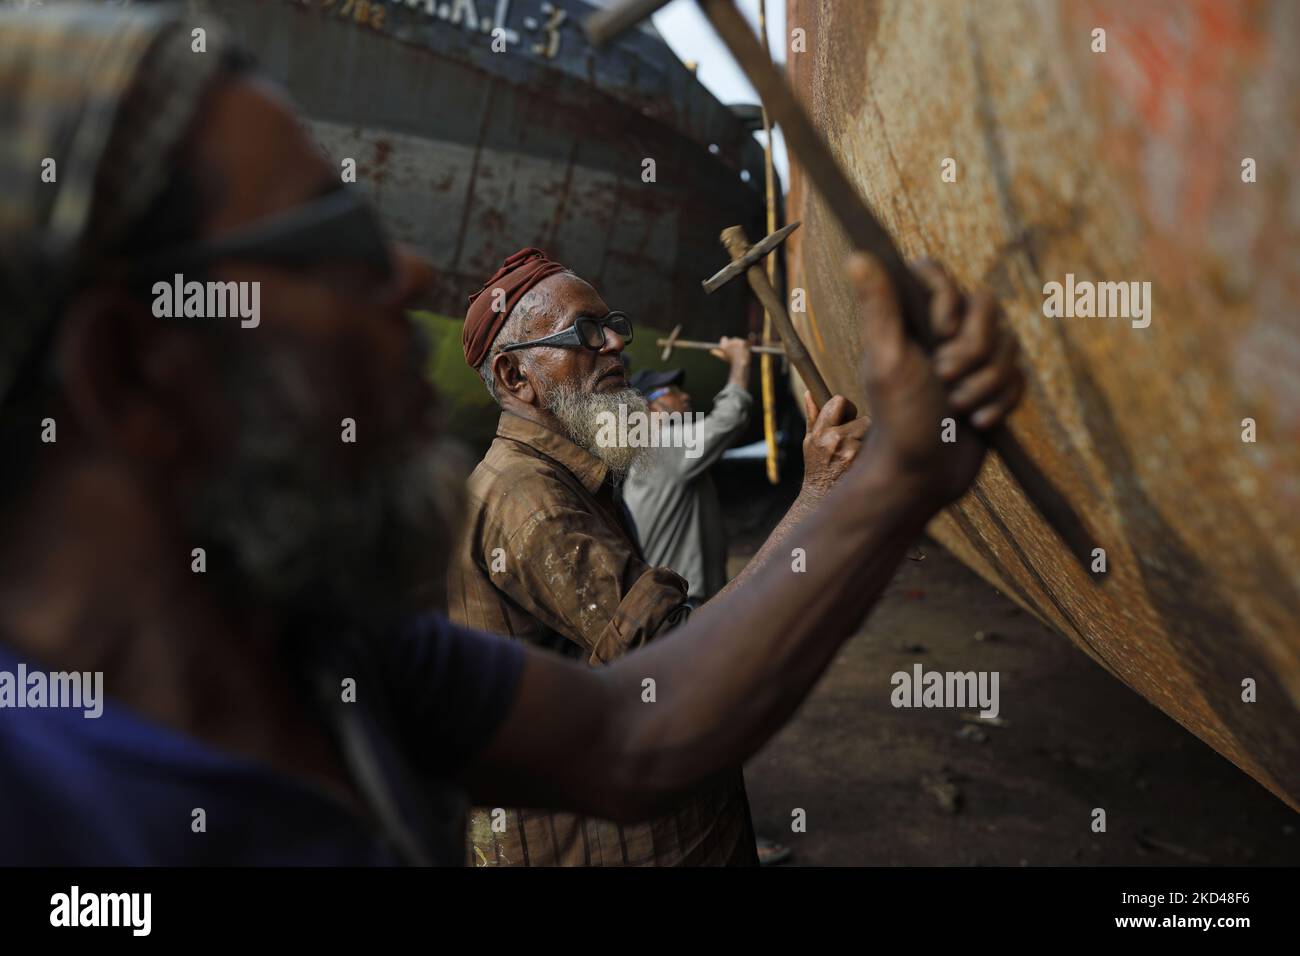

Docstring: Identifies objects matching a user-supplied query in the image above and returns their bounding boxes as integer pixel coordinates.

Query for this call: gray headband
[0,2,229,405]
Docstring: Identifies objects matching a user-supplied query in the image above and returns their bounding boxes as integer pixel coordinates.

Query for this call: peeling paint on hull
[786,0,1300,807]
[202,0,765,326]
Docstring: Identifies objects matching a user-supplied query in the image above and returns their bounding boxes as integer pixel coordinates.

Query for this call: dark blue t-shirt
[0,614,524,865]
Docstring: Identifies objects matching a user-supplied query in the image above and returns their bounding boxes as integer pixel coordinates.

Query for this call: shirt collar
[496,411,609,495]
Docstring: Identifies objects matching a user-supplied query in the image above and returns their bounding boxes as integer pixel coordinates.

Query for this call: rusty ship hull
[786,0,1300,807]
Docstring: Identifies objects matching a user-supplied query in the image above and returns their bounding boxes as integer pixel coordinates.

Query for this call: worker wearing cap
[624,337,753,605]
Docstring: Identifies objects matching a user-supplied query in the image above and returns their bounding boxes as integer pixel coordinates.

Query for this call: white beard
[545,381,648,481]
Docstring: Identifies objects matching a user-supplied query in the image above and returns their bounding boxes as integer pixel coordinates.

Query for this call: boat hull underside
[786,0,1300,807]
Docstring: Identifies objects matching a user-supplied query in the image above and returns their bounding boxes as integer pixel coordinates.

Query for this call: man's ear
[55,288,207,463]
[494,351,537,406]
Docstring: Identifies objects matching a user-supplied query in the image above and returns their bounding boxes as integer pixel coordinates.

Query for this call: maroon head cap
[463,247,568,368]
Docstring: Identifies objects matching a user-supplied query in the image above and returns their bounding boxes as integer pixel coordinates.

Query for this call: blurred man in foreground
[0,5,1023,865]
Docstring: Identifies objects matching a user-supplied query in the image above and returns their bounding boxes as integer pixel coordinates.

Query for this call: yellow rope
[758,0,779,485]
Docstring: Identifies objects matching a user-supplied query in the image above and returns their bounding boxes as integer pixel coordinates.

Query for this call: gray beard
[183,344,466,632]
[544,381,648,481]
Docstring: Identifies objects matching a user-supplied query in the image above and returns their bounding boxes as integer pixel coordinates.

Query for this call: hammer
[588,0,1102,577]
[658,323,786,362]
[702,220,833,409]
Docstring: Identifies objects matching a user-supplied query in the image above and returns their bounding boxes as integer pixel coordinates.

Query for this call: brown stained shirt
[449,411,757,866]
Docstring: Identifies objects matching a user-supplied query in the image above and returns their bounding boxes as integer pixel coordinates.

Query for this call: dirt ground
[717,463,1299,866]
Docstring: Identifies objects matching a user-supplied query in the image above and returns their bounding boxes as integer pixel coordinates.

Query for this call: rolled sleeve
[587,566,690,665]
[679,382,753,480]
[708,381,754,432]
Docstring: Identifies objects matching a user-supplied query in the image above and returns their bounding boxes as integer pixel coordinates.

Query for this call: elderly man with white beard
[451,247,875,866]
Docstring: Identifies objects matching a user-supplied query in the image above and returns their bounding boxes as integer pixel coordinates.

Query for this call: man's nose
[386,242,435,308]
[598,325,627,353]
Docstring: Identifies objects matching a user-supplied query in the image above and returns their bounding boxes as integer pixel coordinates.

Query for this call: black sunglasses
[122,186,394,282]
[499,311,633,353]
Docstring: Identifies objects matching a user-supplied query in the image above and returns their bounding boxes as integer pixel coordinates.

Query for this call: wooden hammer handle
[658,337,786,356]
[722,226,832,409]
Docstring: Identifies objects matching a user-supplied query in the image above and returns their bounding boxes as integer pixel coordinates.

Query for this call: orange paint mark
[1077,0,1271,231]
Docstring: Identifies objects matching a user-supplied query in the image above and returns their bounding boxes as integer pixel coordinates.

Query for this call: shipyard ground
[717,463,1300,866]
